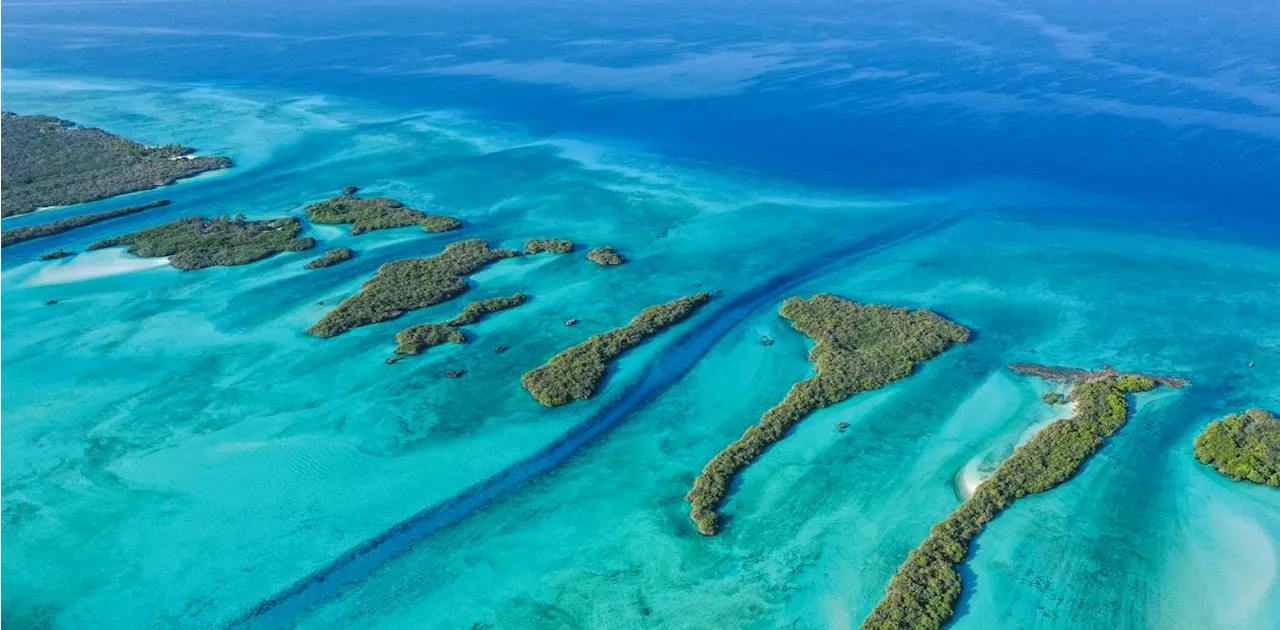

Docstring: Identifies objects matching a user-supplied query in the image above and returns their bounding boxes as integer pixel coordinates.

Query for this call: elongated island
[522,292,711,406]
[687,293,970,536]
[88,215,315,270]
[859,365,1181,630]
[1,112,230,217]
[305,195,461,235]
[395,293,528,354]
[308,239,521,338]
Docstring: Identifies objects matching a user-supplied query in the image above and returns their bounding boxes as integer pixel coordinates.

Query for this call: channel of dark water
[231,209,968,629]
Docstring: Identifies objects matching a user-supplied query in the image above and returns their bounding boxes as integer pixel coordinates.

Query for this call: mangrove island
[38,249,75,261]
[861,370,1167,630]
[305,195,462,235]
[521,292,711,406]
[1194,408,1279,487]
[308,239,521,338]
[394,293,528,355]
[686,293,970,536]
[587,246,626,265]
[1,112,230,217]
[1,200,171,248]
[524,238,575,254]
[87,215,315,271]
[305,247,355,269]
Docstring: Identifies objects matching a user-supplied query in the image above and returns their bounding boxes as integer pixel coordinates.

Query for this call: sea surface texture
[2,1,1278,628]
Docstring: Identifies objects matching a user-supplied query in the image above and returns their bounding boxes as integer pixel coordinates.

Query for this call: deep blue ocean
[2,1,1278,628]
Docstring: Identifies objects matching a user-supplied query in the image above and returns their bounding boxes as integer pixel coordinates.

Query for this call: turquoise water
[3,69,1278,630]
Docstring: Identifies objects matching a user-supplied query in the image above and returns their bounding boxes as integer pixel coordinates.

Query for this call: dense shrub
[1,200,170,248]
[1,112,230,217]
[305,195,462,235]
[1042,392,1067,405]
[521,293,711,406]
[308,239,520,338]
[686,293,970,535]
[1194,409,1279,486]
[587,246,626,265]
[304,247,355,269]
[394,294,528,354]
[87,215,314,270]
[860,376,1158,630]
[525,238,575,254]
[38,249,75,260]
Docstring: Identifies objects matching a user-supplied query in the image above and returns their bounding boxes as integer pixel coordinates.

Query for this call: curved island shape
[308,239,520,338]
[1,112,230,217]
[521,292,711,406]
[1194,408,1279,486]
[305,195,462,235]
[861,370,1171,630]
[87,215,315,270]
[686,293,970,536]
[395,293,528,355]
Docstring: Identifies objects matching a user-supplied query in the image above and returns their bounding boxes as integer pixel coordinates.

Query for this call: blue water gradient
[2,1,1278,628]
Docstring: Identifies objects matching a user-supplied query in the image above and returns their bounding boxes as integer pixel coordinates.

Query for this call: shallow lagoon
[2,73,1278,629]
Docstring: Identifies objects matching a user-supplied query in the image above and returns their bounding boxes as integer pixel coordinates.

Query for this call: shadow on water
[229,207,971,629]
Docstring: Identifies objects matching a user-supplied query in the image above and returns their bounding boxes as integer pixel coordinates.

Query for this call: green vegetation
[1042,392,1067,405]
[1,200,170,248]
[687,294,970,536]
[525,238,575,254]
[87,215,315,271]
[1,112,230,217]
[38,249,75,261]
[395,324,467,355]
[342,185,359,195]
[1115,375,1157,393]
[305,247,355,269]
[522,293,711,406]
[308,239,521,338]
[587,246,626,265]
[304,195,462,235]
[1194,409,1280,486]
[394,293,528,354]
[861,376,1157,630]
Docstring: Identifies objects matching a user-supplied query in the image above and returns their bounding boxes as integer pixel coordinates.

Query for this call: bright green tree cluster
[687,293,970,536]
[1194,409,1279,486]
[87,215,314,271]
[1,112,229,217]
[308,239,520,338]
[521,292,710,406]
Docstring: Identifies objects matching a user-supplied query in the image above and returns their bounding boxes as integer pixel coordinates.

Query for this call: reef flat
[521,292,710,406]
[686,293,970,535]
[394,293,528,355]
[1195,409,1280,487]
[305,248,355,269]
[1,200,170,248]
[1,112,230,217]
[308,239,520,338]
[87,215,314,270]
[304,195,461,235]
[861,373,1161,630]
